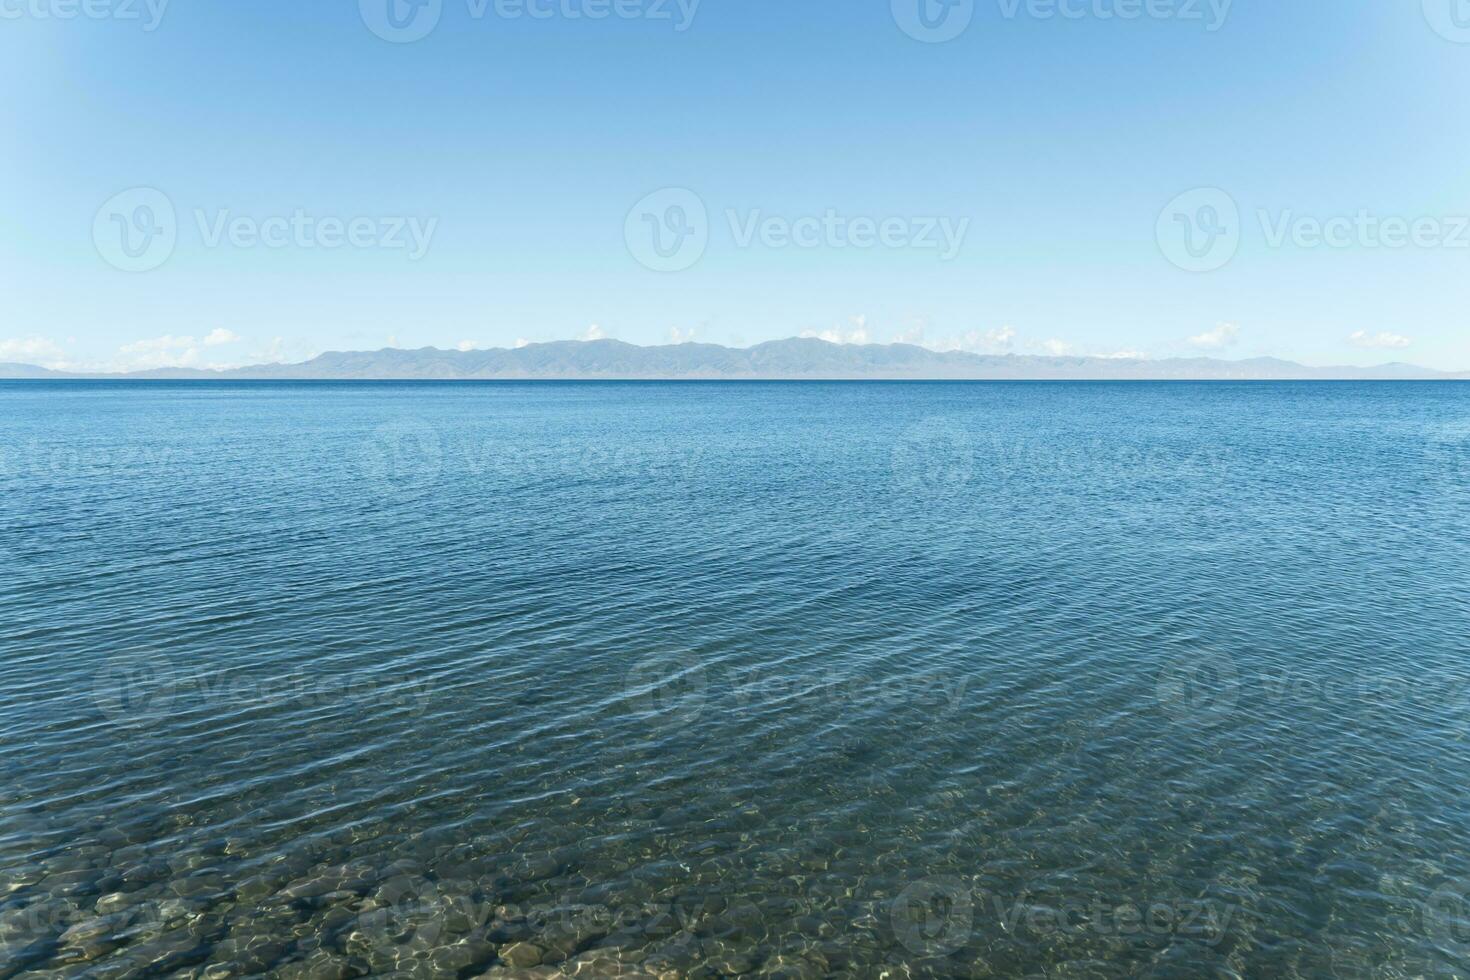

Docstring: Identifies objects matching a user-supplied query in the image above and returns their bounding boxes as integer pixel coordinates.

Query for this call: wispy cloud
[117,331,252,370]
[117,336,201,369]
[254,337,287,363]
[1041,339,1074,356]
[891,321,1017,354]
[803,315,871,346]
[1188,322,1239,349]
[0,336,69,367]
[119,334,195,354]
[580,324,607,342]
[935,325,1016,354]
[1347,330,1411,350]
[669,326,696,345]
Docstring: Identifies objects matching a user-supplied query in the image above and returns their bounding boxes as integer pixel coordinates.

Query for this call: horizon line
[0,337,1452,378]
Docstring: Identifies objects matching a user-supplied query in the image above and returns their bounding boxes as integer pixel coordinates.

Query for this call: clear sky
[3,0,1468,371]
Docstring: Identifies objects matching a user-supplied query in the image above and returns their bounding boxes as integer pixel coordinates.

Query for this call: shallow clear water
[2,380,1469,979]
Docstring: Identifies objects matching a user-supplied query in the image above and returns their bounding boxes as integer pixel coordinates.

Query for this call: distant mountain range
[2,339,1465,381]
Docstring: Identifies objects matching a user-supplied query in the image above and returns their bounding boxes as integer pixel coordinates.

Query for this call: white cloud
[456,340,478,352]
[1041,339,1073,356]
[131,349,201,369]
[580,324,606,342]
[804,327,867,345]
[0,336,68,366]
[118,333,254,369]
[514,338,531,349]
[1348,330,1411,350]
[5,333,298,374]
[115,336,201,370]
[254,337,287,363]
[927,325,1016,354]
[803,315,871,346]
[1099,350,1150,360]
[843,316,1021,350]
[669,326,697,345]
[120,334,195,354]
[890,316,931,346]
[1188,322,1240,349]
[885,320,1018,354]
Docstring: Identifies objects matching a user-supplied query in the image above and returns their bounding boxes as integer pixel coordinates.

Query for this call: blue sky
[3,0,1468,371]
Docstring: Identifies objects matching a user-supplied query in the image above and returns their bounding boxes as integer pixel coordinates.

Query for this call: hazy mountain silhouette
[3,338,1464,380]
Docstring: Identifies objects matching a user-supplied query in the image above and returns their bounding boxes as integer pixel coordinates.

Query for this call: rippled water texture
[2,381,1469,978]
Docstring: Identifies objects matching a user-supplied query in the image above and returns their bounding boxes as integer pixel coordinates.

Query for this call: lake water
[2,381,1469,978]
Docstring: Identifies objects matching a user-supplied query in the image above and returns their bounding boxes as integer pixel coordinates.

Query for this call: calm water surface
[2,381,1469,979]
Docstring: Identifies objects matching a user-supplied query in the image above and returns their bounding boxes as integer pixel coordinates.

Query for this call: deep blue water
[1,381,1469,978]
